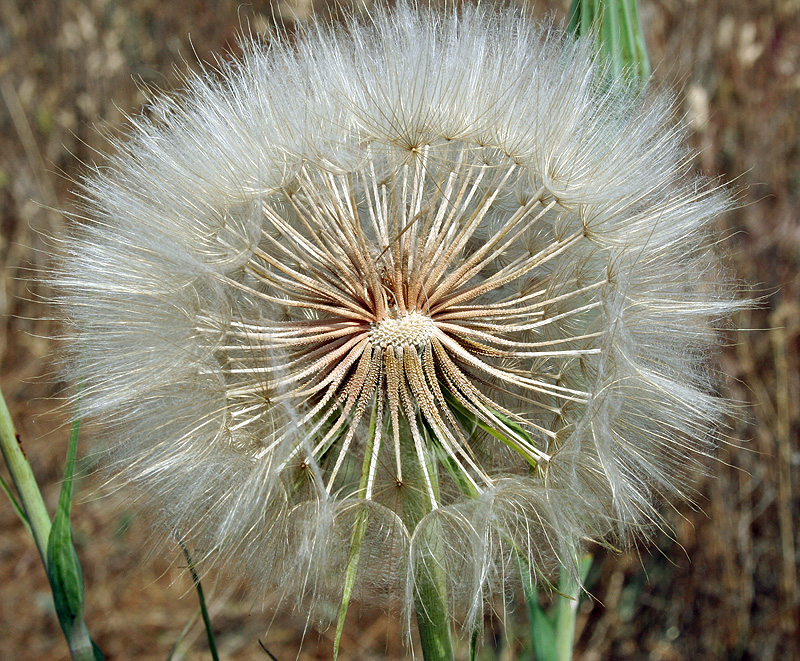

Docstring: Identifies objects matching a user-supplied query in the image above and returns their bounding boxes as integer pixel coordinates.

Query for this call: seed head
[56,2,739,633]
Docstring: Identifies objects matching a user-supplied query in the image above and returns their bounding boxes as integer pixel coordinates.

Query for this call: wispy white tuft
[55,1,740,635]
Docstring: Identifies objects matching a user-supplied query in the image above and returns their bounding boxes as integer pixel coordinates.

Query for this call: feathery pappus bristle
[54,1,740,635]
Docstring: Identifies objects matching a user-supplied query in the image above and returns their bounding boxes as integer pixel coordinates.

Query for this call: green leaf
[442,388,540,470]
[530,604,559,661]
[521,557,558,661]
[521,553,593,661]
[0,386,52,562]
[45,418,104,661]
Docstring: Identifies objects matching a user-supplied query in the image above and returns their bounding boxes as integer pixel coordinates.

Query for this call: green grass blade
[469,626,480,661]
[0,471,30,532]
[333,396,382,659]
[46,417,104,660]
[180,541,220,661]
[165,606,201,661]
[333,507,369,660]
[530,606,559,661]
[520,557,558,661]
[520,551,593,661]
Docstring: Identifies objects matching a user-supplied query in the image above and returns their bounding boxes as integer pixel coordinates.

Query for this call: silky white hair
[55,1,740,635]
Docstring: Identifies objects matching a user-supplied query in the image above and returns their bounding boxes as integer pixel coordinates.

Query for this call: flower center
[369,309,436,349]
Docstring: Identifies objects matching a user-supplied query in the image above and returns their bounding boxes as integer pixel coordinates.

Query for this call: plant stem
[568,0,651,88]
[554,563,583,661]
[180,541,219,661]
[554,555,593,661]
[405,422,454,661]
[414,554,454,661]
[0,387,52,564]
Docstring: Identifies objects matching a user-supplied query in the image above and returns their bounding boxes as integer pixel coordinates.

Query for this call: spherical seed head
[55,2,740,634]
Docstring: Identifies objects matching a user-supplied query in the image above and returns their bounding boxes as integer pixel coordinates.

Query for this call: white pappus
[55,1,740,636]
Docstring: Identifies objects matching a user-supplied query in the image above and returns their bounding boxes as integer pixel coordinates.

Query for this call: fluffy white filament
[56,2,738,632]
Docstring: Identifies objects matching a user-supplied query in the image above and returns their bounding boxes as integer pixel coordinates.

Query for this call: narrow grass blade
[442,388,540,470]
[46,417,104,660]
[333,396,380,659]
[521,559,558,661]
[333,507,369,660]
[0,471,30,532]
[469,626,480,661]
[166,606,201,661]
[180,541,220,661]
[524,554,593,661]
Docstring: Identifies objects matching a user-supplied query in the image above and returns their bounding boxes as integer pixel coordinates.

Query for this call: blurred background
[0,0,797,659]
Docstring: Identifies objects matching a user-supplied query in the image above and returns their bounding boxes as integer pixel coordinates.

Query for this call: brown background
[1,0,797,659]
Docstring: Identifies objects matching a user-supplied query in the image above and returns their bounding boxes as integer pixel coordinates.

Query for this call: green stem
[0,387,52,564]
[554,561,584,661]
[558,556,594,661]
[523,554,592,661]
[568,0,651,88]
[414,556,454,661]
[180,541,219,661]
[2,388,103,660]
[406,422,453,661]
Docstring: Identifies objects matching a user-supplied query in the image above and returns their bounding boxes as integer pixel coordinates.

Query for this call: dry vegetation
[1,0,798,659]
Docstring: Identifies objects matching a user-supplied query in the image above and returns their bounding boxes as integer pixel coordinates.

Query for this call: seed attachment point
[369,309,436,350]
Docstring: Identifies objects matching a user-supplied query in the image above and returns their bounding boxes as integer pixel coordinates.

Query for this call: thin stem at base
[180,541,220,661]
[414,557,455,661]
[0,387,52,563]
